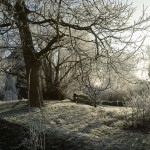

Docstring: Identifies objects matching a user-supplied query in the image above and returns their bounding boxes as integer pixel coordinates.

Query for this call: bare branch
[0,23,11,27]
[35,34,64,58]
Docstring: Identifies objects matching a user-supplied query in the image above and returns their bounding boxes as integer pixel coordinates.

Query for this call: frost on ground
[0,99,150,150]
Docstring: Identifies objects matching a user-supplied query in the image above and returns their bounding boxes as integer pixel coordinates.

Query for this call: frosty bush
[28,120,45,150]
[123,89,150,130]
[27,108,46,150]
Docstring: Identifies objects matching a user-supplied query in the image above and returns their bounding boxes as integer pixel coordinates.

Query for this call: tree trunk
[29,60,43,107]
[14,1,43,107]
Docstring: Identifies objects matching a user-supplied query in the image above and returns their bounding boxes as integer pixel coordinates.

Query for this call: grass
[0,99,150,150]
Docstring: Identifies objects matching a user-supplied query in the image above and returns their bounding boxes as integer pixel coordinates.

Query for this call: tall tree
[0,0,149,107]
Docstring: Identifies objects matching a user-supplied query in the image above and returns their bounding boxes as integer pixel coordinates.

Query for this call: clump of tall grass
[27,108,46,150]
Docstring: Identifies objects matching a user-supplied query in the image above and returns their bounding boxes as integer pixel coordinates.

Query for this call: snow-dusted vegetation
[0,99,150,150]
[1,0,150,149]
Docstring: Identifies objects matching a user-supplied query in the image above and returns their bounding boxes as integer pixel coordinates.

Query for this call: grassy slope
[0,100,150,150]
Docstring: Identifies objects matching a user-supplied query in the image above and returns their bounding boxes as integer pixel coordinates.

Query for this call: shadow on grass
[0,118,84,150]
[0,118,29,150]
[0,104,29,118]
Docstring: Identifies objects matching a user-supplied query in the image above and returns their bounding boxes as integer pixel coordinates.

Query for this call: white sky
[125,0,150,17]
[122,0,150,80]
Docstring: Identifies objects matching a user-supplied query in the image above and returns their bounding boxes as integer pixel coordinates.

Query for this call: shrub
[123,89,150,130]
[107,91,130,102]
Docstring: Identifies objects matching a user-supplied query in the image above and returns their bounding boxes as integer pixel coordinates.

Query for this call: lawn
[0,99,150,150]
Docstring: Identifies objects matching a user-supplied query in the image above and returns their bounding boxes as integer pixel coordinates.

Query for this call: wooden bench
[101,101,124,106]
[72,93,96,107]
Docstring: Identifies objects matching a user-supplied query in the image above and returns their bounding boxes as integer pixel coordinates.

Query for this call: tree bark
[29,60,43,107]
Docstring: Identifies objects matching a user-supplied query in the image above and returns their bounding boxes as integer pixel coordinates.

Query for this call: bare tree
[42,48,78,100]
[0,0,149,107]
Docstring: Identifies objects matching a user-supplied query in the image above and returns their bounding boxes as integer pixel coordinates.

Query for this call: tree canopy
[0,0,149,107]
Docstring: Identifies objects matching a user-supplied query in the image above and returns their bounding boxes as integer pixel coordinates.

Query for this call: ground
[0,99,150,150]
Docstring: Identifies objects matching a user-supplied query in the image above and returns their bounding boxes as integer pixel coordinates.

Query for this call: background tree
[42,48,78,100]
